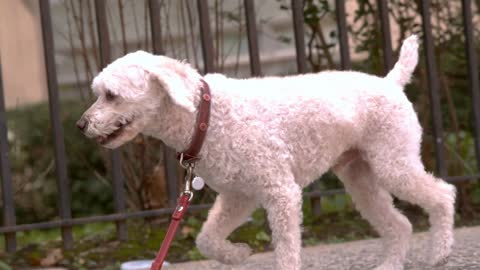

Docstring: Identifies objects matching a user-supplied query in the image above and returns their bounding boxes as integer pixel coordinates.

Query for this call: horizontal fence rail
[0,0,479,253]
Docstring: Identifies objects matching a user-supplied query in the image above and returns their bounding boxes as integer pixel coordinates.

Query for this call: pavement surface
[165,226,480,270]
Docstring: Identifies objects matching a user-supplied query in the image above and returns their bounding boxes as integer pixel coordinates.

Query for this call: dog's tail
[385,35,419,88]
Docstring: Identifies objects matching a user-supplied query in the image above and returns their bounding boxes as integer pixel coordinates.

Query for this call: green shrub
[6,101,113,224]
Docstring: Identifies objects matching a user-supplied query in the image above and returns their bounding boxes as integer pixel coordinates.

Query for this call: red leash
[150,165,195,270]
[151,79,210,270]
[150,192,191,270]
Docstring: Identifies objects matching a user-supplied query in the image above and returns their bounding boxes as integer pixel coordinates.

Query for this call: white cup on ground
[121,260,170,270]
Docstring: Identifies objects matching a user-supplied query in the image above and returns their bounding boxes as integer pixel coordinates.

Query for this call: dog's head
[77,51,201,148]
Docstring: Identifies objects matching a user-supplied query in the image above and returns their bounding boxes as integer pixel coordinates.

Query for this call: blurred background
[0,0,479,269]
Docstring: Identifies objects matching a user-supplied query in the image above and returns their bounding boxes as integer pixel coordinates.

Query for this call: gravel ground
[166,226,480,270]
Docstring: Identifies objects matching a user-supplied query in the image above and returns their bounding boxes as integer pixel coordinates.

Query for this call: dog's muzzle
[76,117,89,132]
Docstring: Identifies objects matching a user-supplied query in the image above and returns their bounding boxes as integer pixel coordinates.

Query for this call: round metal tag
[192,176,205,190]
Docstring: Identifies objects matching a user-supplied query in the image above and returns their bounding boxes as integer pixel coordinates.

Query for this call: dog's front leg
[261,181,303,270]
[196,192,258,264]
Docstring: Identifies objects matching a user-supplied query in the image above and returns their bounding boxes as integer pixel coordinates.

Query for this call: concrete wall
[0,0,48,109]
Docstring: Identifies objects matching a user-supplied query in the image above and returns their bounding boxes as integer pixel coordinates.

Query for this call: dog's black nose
[76,118,88,131]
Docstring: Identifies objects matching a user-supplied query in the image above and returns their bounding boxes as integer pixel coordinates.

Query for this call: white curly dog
[78,35,456,270]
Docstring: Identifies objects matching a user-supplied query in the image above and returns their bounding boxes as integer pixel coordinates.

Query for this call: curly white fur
[79,35,456,270]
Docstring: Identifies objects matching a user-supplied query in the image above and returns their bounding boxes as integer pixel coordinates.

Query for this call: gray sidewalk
[166,226,480,270]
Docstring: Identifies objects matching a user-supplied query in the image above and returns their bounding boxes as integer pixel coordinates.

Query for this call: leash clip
[181,163,195,202]
[151,166,194,270]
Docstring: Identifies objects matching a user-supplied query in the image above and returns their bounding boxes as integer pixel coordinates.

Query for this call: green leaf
[255,231,271,242]
[0,261,12,270]
[186,248,205,261]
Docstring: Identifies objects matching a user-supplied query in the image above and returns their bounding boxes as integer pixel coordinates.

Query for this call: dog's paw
[373,260,403,270]
[428,248,451,267]
[431,254,450,267]
[428,232,453,266]
[218,242,252,265]
[196,235,252,265]
[373,263,403,270]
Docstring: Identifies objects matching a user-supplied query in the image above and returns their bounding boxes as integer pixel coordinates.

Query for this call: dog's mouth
[96,118,132,145]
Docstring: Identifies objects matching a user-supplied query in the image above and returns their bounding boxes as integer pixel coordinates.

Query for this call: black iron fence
[0,0,479,253]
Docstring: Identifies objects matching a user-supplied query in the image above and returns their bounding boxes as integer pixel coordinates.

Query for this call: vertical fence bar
[0,63,16,252]
[110,149,127,241]
[377,0,393,73]
[163,147,180,207]
[292,0,320,215]
[291,0,307,73]
[335,0,351,70]
[197,0,215,74]
[420,0,447,176]
[149,0,164,55]
[462,0,480,169]
[39,0,74,249]
[244,0,262,76]
[149,0,179,206]
[94,0,128,241]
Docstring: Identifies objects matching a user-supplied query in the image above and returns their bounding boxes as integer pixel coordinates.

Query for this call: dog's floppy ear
[145,65,196,113]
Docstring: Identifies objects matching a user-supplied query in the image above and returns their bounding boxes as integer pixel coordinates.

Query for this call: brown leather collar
[176,79,211,164]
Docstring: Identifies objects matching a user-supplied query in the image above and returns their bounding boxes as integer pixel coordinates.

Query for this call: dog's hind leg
[334,154,412,270]
[363,131,456,266]
[196,192,257,264]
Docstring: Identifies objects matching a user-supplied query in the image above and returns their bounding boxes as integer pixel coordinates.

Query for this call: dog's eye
[105,91,116,101]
